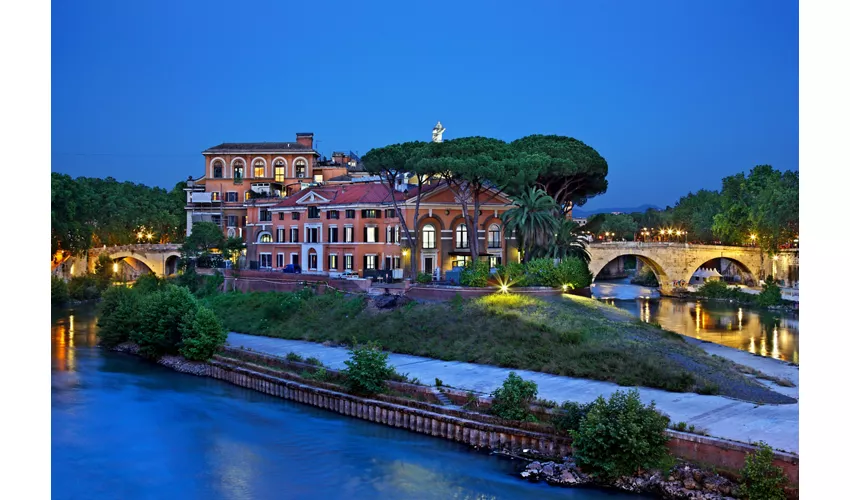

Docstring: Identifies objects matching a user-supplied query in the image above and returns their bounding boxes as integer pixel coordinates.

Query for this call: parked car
[340,271,359,279]
[282,264,302,274]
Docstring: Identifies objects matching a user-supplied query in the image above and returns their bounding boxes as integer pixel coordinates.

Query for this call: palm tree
[545,219,591,262]
[502,187,559,262]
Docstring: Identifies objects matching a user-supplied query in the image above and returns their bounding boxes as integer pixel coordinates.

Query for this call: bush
[343,341,395,395]
[552,400,594,435]
[460,259,491,287]
[305,356,322,366]
[494,262,527,287]
[92,253,115,291]
[97,286,142,347]
[415,272,432,284]
[132,285,199,359]
[489,372,538,422]
[133,273,163,295]
[524,258,557,286]
[757,276,783,307]
[570,389,671,480]
[553,257,594,289]
[630,267,659,287]
[739,442,788,500]
[697,280,732,298]
[286,352,304,362]
[196,271,225,298]
[68,275,101,301]
[51,276,69,305]
[179,306,226,361]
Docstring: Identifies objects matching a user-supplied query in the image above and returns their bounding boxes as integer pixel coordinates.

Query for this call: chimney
[296,132,314,149]
[332,151,345,164]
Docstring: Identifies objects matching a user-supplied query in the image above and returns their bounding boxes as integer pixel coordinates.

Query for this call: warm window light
[112,263,118,273]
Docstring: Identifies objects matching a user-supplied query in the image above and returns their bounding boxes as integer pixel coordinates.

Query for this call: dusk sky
[51,0,798,211]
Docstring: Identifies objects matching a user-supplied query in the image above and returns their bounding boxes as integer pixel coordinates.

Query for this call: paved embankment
[227,332,799,454]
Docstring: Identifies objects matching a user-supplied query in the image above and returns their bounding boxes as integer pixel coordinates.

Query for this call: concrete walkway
[226,332,799,454]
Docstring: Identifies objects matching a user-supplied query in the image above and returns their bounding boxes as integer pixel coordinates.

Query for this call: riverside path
[226,332,799,454]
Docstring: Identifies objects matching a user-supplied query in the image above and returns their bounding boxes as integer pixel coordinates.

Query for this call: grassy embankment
[204,290,790,402]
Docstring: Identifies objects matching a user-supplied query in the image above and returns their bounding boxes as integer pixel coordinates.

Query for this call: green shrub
[179,306,226,361]
[197,271,225,298]
[415,272,432,284]
[494,262,527,287]
[97,286,141,347]
[51,276,69,305]
[757,276,783,307]
[570,389,671,480]
[490,372,538,422]
[132,273,163,295]
[286,352,304,362]
[68,275,101,301]
[739,442,788,500]
[305,356,322,366]
[524,258,557,286]
[672,421,688,431]
[435,377,443,387]
[132,285,199,359]
[343,340,395,395]
[553,400,595,435]
[631,267,659,287]
[92,253,115,291]
[460,259,491,287]
[697,280,732,298]
[553,257,594,289]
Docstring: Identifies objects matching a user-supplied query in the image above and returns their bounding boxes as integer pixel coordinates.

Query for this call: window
[243,215,248,226]
[253,160,265,178]
[259,233,272,243]
[313,174,323,183]
[274,160,286,182]
[365,226,378,243]
[277,228,285,242]
[290,228,299,243]
[291,212,301,220]
[327,210,339,220]
[344,254,353,270]
[422,224,436,249]
[308,206,320,219]
[227,215,238,227]
[361,209,380,218]
[226,192,238,202]
[307,227,319,243]
[328,226,339,243]
[456,224,469,249]
[259,253,272,268]
[211,214,221,226]
[277,253,285,268]
[211,191,221,201]
[343,226,354,243]
[213,160,223,178]
[385,209,396,218]
[453,255,471,267]
[308,252,318,270]
[489,256,502,268]
[488,224,501,248]
[245,191,252,201]
[365,255,377,270]
[233,160,244,182]
[259,209,271,222]
[291,253,299,265]
[394,256,401,269]
[387,226,395,243]
[328,254,338,270]
[345,209,355,219]
[295,159,307,178]
[278,212,285,220]
[395,226,401,244]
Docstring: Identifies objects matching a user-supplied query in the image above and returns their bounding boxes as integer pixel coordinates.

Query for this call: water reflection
[606,298,799,363]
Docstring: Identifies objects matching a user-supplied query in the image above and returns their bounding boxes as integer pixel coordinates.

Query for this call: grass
[203,289,779,398]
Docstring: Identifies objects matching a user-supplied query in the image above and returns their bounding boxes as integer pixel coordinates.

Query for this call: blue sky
[51,0,798,210]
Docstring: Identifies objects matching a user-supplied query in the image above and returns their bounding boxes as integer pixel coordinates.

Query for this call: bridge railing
[89,243,182,254]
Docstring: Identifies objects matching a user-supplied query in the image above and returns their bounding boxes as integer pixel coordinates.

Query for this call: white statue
[432,121,446,143]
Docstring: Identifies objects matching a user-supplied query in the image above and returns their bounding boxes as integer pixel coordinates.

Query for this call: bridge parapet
[89,243,182,255]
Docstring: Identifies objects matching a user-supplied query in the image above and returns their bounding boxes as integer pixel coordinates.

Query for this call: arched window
[274,160,286,182]
[258,232,272,243]
[422,224,436,249]
[456,224,468,249]
[488,224,501,248]
[212,160,223,179]
[233,160,244,182]
[295,159,307,178]
[253,159,265,178]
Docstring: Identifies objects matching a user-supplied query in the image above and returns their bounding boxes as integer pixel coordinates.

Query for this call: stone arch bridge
[55,244,182,279]
[586,242,767,295]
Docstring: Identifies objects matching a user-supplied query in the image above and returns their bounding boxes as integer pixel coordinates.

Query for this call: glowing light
[500,284,509,294]
[112,263,118,273]
[750,234,757,240]
[773,255,779,260]
[562,284,568,292]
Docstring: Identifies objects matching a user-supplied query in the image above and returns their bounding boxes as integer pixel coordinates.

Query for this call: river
[51,304,644,500]
[591,280,799,364]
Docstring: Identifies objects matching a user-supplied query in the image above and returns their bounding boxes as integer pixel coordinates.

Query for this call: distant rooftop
[203,142,317,154]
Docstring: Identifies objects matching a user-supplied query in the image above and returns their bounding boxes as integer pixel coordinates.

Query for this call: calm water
[591,281,799,364]
[52,304,643,500]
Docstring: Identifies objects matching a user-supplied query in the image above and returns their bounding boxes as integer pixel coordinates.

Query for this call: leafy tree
[51,276,69,305]
[545,219,590,262]
[502,187,559,261]
[669,190,722,242]
[490,372,539,422]
[509,135,609,215]
[739,442,788,500]
[132,285,198,359]
[459,259,491,287]
[600,213,639,240]
[97,286,141,347]
[343,340,395,395]
[180,306,226,361]
[570,389,671,480]
[182,221,225,261]
[756,276,783,307]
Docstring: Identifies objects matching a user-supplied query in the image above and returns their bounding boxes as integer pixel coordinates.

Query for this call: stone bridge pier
[586,242,771,296]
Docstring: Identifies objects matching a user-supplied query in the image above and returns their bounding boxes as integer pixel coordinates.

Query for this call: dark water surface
[52,304,643,500]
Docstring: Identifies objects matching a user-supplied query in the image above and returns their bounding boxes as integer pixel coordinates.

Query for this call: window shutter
[375,227,379,242]
[376,210,382,219]
[361,209,367,217]
[363,227,367,242]
[363,255,367,271]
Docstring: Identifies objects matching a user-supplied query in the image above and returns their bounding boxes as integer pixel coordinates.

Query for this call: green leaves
[490,372,539,422]
[343,341,395,395]
[739,442,788,500]
[502,186,559,259]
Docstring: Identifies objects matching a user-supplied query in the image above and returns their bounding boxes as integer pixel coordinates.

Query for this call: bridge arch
[591,253,670,287]
[687,257,756,286]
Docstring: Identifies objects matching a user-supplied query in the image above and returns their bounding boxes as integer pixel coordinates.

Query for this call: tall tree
[545,219,591,262]
[502,187,559,262]
[600,213,639,240]
[669,190,722,242]
[509,135,609,215]
[362,141,439,276]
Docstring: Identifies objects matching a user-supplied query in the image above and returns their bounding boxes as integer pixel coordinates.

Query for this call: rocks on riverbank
[110,342,209,376]
[520,460,739,499]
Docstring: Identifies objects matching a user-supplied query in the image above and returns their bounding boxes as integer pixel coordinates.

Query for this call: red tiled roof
[273,183,406,208]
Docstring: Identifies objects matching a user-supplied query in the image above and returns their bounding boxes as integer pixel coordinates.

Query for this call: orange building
[244,181,519,279]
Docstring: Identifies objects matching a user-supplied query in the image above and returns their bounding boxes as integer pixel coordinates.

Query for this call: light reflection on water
[597,296,799,363]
